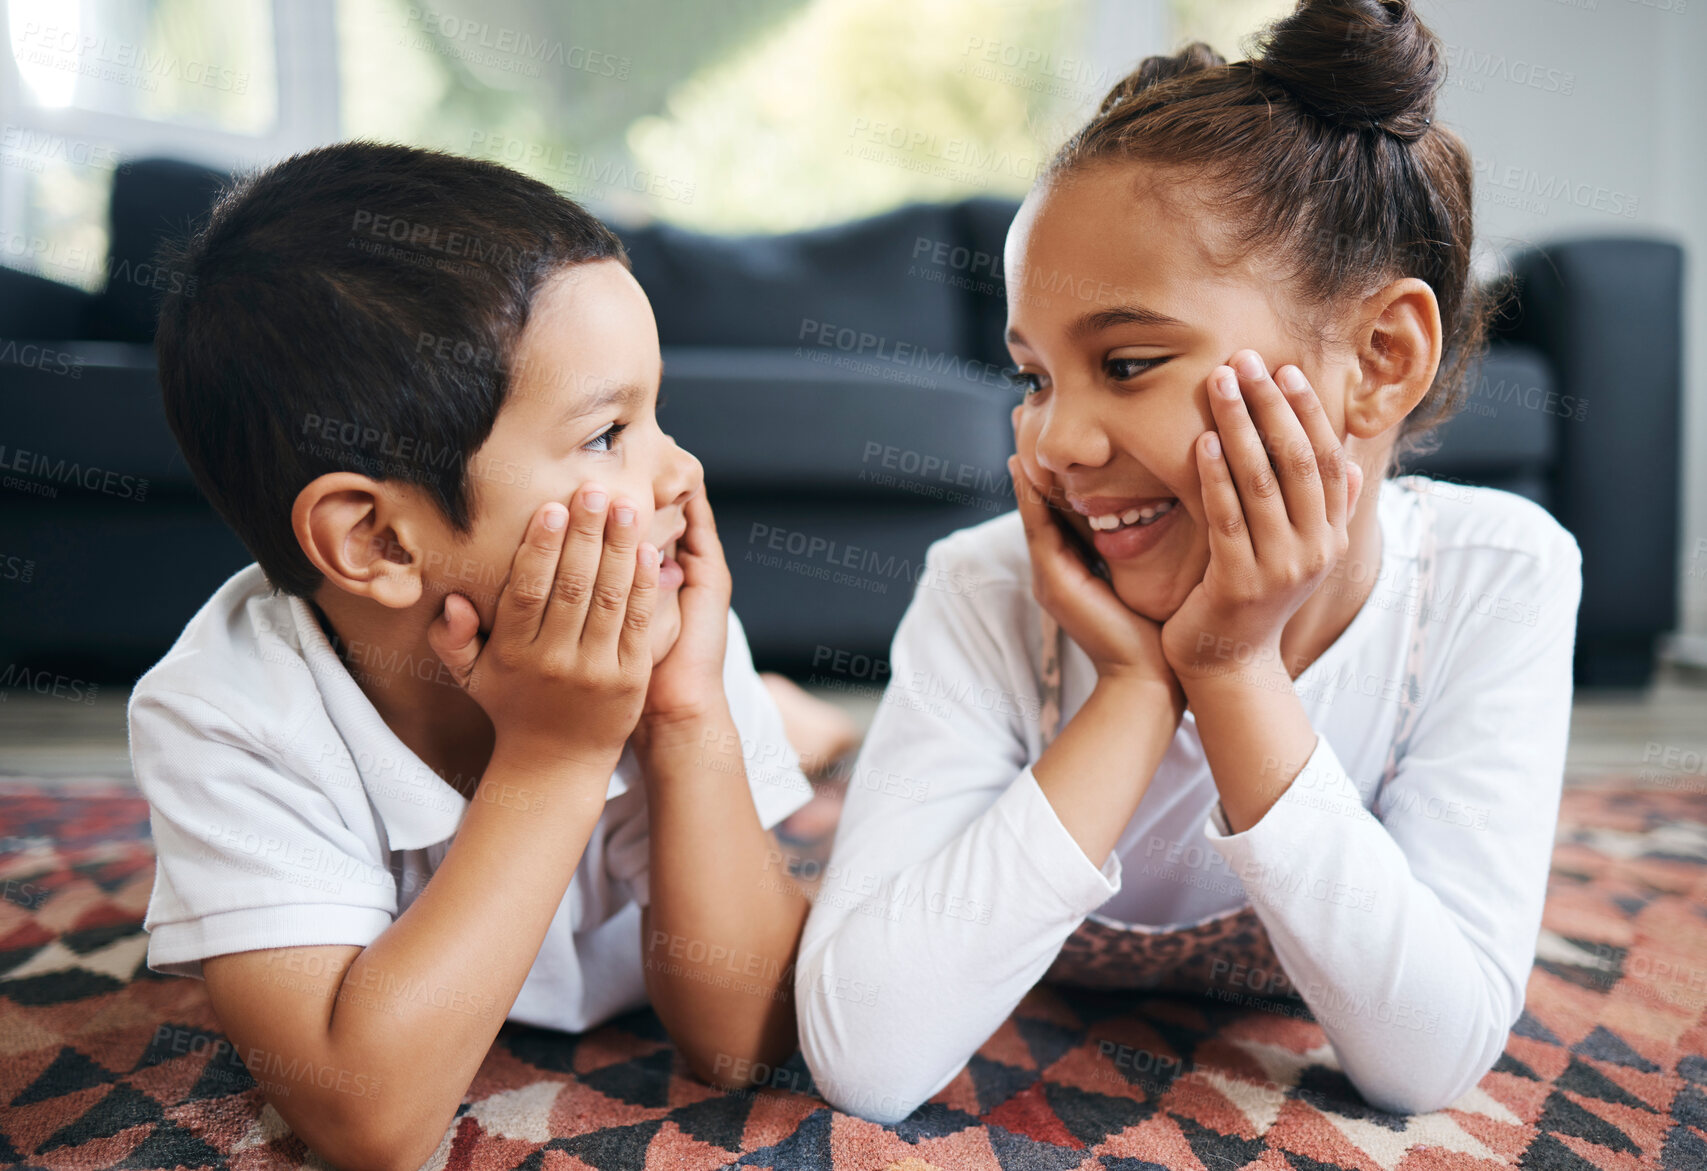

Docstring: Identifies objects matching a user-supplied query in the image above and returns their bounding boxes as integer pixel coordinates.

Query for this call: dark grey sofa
[0,163,1682,686]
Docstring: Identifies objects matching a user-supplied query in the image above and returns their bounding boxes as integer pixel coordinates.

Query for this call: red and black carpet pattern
[2,781,1706,1170]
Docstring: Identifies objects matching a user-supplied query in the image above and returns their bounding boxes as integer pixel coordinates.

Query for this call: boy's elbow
[681,1034,794,1090]
[298,1097,454,1171]
[328,1122,445,1171]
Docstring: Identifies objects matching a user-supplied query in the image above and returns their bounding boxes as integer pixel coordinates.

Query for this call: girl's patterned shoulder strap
[1373,474,1439,812]
[1038,608,1063,748]
[1034,478,1440,811]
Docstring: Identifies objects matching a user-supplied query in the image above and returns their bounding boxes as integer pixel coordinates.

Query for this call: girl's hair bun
[1252,0,1440,140]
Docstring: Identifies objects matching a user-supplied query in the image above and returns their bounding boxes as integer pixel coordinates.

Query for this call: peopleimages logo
[0,445,148,501]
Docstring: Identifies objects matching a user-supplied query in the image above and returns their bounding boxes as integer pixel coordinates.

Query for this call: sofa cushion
[0,343,189,490]
[620,203,969,356]
[1403,342,1557,482]
[0,267,95,339]
[655,346,1015,497]
[83,157,228,343]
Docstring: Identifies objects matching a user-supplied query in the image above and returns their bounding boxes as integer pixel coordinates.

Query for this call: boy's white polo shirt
[128,564,813,1034]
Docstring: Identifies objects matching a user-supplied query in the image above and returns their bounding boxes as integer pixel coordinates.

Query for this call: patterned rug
[3,781,1707,1171]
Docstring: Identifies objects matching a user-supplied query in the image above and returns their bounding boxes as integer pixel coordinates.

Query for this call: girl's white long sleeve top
[794,477,1582,1123]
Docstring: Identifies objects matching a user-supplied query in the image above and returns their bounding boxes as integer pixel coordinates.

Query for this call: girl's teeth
[1089,500,1177,531]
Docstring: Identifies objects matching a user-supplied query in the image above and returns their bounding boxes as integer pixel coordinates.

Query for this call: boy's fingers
[545,483,610,642]
[682,489,722,559]
[574,497,642,654]
[680,490,732,596]
[427,593,484,689]
[619,543,660,670]
[495,502,568,652]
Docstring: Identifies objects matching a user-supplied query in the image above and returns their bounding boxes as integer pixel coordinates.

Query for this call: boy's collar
[283,594,628,851]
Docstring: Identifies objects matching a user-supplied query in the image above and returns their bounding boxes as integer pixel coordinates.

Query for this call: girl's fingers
[1273,364,1347,531]
[1010,456,1062,545]
[1225,351,1321,536]
[1009,456,1084,592]
[1208,363,1289,556]
[1196,429,1256,575]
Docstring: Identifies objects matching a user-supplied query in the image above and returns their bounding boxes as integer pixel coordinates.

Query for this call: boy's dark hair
[1049,0,1483,466]
[156,141,628,598]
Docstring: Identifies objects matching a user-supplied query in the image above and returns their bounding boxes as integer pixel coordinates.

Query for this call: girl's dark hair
[1048,0,1484,463]
[156,142,628,598]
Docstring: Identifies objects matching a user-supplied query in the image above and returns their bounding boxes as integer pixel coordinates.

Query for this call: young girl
[795,0,1582,1123]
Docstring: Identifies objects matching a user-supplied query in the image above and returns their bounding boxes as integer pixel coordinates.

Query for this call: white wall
[1417,0,1706,648]
[1081,0,1705,653]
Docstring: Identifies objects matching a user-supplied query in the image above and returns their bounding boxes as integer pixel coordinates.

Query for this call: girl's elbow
[1358,1074,1470,1118]
[797,1023,933,1125]
[813,1068,925,1126]
[793,950,942,1123]
[1349,1026,1506,1116]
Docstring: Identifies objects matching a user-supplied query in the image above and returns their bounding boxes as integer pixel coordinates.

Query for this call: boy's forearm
[296,755,612,1160]
[636,702,809,1083]
[1031,673,1186,864]
[1180,665,1318,833]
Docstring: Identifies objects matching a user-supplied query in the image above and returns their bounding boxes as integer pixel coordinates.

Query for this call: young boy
[130,142,814,1171]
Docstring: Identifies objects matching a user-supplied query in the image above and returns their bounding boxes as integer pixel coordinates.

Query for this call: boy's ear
[1345,277,1443,441]
[291,473,425,609]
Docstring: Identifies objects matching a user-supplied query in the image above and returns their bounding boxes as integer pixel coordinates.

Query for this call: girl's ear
[1345,277,1443,441]
[291,473,426,610]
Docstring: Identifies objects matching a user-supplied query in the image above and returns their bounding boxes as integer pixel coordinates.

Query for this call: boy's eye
[1106,356,1169,381]
[583,422,627,453]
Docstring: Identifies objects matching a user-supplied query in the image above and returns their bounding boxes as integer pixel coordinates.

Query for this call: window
[0,0,332,290]
[2,0,1298,288]
[336,0,1124,234]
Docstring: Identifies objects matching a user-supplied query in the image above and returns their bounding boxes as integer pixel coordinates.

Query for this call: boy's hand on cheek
[639,489,731,735]
[1160,352,1362,687]
[1008,453,1177,696]
[427,485,659,777]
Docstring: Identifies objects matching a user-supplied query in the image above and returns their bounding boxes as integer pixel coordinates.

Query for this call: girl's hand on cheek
[640,489,732,730]
[1008,453,1175,693]
[1160,353,1362,686]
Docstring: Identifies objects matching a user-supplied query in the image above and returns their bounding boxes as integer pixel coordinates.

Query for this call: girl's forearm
[1180,664,1319,832]
[636,703,809,1084]
[1031,672,1186,864]
[794,758,1131,1124]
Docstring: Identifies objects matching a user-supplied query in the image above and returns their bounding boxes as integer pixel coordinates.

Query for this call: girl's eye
[1008,369,1045,397]
[1106,356,1169,381]
[583,422,627,453]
